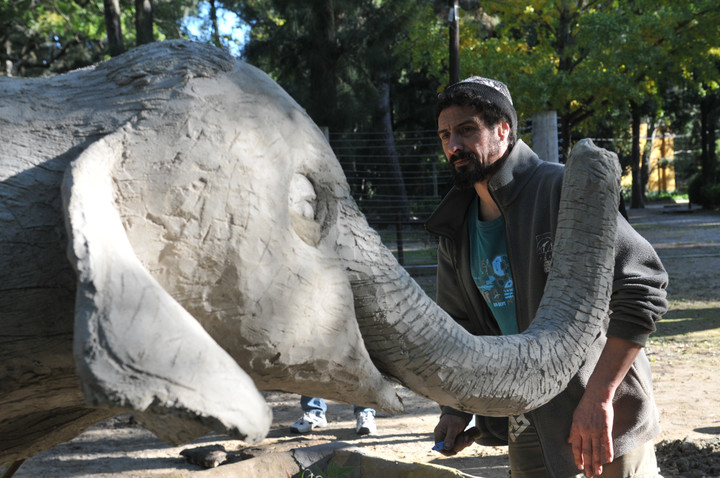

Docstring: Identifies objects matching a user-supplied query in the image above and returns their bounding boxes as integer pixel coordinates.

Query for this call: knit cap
[441,76,517,139]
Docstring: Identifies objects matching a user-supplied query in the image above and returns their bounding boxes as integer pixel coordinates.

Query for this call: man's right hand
[433,414,475,456]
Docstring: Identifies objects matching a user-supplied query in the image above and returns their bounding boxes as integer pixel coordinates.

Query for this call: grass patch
[397,248,437,266]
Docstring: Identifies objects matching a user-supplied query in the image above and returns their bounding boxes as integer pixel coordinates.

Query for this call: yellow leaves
[36,11,65,31]
[267,10,285,27]
[520,63,536,75]
[644,78,658,95]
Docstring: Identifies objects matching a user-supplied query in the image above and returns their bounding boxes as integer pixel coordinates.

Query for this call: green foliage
[0,0,108,76]
[399,1,720,156]
[645,190,687,203]
[1,0,199,77]
[397,4,446,89]
[300,463,355,478]
[224,0,437,131]
[689,173,720,210]
[394,0,720,205]
[3,0,718,202]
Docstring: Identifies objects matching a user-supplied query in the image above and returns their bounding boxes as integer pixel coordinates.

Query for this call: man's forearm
[585,336,642,401]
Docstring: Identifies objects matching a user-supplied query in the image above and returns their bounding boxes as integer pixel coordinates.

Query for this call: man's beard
[449,149,506,190]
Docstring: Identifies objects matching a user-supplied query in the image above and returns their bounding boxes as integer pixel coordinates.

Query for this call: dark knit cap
[437,76,517,140]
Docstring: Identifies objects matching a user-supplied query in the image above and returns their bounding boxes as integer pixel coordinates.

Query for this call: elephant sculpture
[0,40,621,466]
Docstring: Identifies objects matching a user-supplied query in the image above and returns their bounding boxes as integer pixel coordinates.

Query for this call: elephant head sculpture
[0,40,620,465]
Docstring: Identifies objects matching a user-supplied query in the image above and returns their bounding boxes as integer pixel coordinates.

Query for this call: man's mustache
[450,150,478,165]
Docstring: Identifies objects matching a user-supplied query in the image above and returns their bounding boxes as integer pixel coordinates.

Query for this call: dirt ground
[6,205,720,478]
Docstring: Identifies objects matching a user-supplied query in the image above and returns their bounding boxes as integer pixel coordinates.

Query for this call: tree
[0,0,109,76]
[659,3,720,189]
[1,0,198,77]
[401,0,720,206]
[104,0,125,56]
[582,0,719,206]
[135,0,154,45]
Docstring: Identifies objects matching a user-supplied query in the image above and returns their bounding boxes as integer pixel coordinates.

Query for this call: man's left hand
[568,390,614,477]
[568,336,643,478]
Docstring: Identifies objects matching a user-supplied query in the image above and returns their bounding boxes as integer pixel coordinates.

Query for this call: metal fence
[329,129,446,270]
[328,121,534,269]
[330,123,708,270]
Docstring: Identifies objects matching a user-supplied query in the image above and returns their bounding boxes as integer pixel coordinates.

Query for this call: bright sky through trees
[183,2,248,56]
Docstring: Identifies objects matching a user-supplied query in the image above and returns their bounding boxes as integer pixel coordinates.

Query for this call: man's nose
[447,134,464,154]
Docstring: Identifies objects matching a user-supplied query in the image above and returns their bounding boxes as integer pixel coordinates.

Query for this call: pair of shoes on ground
[290,410,377,435]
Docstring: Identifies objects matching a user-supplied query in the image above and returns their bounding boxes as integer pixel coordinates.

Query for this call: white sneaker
[290,411,327,433]
[355,410,376,435]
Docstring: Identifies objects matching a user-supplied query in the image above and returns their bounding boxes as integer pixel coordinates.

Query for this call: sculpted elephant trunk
[338,139,620,415]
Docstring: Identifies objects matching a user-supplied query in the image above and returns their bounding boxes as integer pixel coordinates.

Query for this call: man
[426,77,668,478]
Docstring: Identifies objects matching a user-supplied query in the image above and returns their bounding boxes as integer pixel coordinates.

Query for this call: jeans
[300,396,375,416]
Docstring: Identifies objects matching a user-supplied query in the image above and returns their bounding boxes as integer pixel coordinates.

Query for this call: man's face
[437,104,509,189]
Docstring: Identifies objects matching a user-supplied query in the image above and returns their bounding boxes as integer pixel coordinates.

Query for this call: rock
[180,445,228,468]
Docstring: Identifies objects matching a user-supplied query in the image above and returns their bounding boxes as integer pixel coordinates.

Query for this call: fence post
[532,111,559,163]
[395,216,405,266]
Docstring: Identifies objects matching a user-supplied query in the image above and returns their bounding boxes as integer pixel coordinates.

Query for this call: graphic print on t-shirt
[474,254,514,309]
[467,197,518,335]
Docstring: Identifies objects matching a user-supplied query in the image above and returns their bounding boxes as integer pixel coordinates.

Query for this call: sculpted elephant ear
[61,127,271,445]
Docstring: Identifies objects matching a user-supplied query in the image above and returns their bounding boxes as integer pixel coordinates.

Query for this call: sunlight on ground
[648,300,720,365]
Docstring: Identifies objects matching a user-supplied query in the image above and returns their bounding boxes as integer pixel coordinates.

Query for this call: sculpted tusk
[344,139,620,416]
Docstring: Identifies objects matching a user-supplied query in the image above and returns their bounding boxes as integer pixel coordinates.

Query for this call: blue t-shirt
[467,198,519,335]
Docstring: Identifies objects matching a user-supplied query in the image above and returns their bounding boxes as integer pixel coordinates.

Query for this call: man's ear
[496,120,511,142]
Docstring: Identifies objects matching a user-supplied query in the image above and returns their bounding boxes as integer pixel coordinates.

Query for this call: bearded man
[426,77,668,478]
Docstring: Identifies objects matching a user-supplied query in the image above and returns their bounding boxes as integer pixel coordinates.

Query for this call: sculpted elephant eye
[289,173,321,246]
[289,173,317,219]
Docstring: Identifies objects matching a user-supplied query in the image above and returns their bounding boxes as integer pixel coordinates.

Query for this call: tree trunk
[630,100,644,208]
[4,38,12,76]
[448,0,460,85]
[373,79,411,220]
[103,0,124,57]
[209,0,221,48]
[307,0,338,127]
[700,92,719,183]
[135,0,154,46]
[641,115,656,199]
[559,110,573,162]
